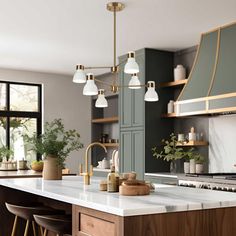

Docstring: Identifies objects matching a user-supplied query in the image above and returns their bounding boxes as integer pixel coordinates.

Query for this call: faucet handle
[79,163,83,175]
[90,164,93,177]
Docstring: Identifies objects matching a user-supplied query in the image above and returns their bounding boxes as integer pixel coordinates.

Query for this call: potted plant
[152,133,186,173]
[184,148,201,174]
[0,146,15,170]
[195,154,205,174]
[24,119,83,180]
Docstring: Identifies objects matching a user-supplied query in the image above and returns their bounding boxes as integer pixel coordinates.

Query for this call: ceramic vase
[184,162,190,174]
[167,100,174,114]
[196,163,204,174]
[174,65,186,81]
[189,159,196,174]
[43,155,62,180]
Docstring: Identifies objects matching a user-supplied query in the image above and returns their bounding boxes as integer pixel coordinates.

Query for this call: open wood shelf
[159,79,188,88]
[176,141,208,147]
[92,116,119,124]
[161,113,178,118]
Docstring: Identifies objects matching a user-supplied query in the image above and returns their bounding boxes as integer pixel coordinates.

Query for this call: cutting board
[119,182,150,196]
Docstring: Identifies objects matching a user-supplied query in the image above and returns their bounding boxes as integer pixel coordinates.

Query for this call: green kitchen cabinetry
[119,48,175,179]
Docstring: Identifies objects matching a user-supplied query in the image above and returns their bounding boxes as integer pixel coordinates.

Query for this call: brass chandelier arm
[84,66,112,70]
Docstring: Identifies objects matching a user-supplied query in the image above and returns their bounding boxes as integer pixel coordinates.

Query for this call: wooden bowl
[31,162,44,172]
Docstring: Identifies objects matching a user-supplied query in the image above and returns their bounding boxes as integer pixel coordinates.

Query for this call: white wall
[0,68,91,173]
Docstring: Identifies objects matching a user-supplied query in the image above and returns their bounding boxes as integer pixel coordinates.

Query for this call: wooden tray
[119,184,150,196]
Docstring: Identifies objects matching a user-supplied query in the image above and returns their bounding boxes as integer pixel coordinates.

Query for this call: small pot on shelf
[184,161,190,174]
[189,159,196,174]
[196,163,204,174]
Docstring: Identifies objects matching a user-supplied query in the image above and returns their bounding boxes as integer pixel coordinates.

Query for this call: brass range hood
[175,21,236,117]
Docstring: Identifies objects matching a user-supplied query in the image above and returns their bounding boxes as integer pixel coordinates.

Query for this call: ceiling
[0,0,236,76]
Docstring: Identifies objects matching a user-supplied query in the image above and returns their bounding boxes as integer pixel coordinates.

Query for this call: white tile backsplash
[209,115,236,173]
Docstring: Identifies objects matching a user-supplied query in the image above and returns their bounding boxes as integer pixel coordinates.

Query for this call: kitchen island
[1,176,236,236]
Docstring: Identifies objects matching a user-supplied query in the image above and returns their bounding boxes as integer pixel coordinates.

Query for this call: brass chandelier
[72,2,159,107]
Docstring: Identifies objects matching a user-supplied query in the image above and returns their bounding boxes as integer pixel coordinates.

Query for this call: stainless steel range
[178,173,236,192]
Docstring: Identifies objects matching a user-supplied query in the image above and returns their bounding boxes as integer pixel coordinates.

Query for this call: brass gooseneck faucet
[79,142,107,185]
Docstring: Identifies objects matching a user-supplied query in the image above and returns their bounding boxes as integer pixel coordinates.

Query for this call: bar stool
[5,202,64,236]
[34,214,72,236]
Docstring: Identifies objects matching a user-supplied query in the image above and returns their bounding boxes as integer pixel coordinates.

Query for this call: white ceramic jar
[167,100,174,114]
[184,162,190,174]
[174,65,186,81]
[196,163,204,174]
[189,159,196,174]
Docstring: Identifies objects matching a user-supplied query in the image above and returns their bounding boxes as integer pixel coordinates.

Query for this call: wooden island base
[1,185,236,236]
[73,205,236,236]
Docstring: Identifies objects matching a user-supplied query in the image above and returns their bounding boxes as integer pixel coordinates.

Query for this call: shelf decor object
[72,2,159,107]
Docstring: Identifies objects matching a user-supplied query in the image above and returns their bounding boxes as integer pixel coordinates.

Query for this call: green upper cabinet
[119,50,145,129]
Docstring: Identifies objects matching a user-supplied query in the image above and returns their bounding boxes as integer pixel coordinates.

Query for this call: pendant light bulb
[124,51,139,74]
[83,73,98,96]
[144,81,159,102]
[73,65,86,83]
[95,89,108,108]
[129,73,141,89]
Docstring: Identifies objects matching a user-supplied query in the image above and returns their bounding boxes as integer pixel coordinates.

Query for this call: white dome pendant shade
[124,51,139,74]
[144,81,159,102]
[73,65,86,83]
[128,73,141,89]
[95,89,108,108]
[83,73,98,96]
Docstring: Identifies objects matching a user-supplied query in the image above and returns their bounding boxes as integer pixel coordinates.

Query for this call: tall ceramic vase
[43,155,62,180]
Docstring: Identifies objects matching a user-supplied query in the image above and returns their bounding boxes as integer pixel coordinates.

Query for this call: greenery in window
[24,119,84,167]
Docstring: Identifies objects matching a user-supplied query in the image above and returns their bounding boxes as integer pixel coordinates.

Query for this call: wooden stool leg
[43,229,47,236]
[40,226,44,236]
[24,220,29,236]
[11,215,18,236]
[32,221,37,236]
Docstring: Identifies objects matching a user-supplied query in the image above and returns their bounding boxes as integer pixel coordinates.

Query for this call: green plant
[24,119,83,167]
[0,146,14,162]
[152,133,203,162]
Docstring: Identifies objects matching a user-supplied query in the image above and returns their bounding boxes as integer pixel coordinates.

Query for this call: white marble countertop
[1,176,236,216]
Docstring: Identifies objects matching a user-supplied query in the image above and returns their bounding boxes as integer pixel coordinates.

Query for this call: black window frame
[0,80,42,161]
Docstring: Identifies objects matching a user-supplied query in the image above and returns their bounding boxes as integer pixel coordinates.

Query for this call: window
[0,81,42,163]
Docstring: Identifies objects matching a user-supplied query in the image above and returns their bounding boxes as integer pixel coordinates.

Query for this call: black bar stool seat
[34,214,72,236]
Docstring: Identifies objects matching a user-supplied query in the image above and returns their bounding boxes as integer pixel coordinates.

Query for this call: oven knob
[217,187,222,191]
[232,188,236,192]
[223,187,228,191]
[204,185,208,189]
[212,186,217,190]
[228,188,233,192]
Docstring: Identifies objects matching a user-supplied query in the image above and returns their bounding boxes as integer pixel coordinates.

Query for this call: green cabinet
[119,48,174,179]
[120,129,144,179]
